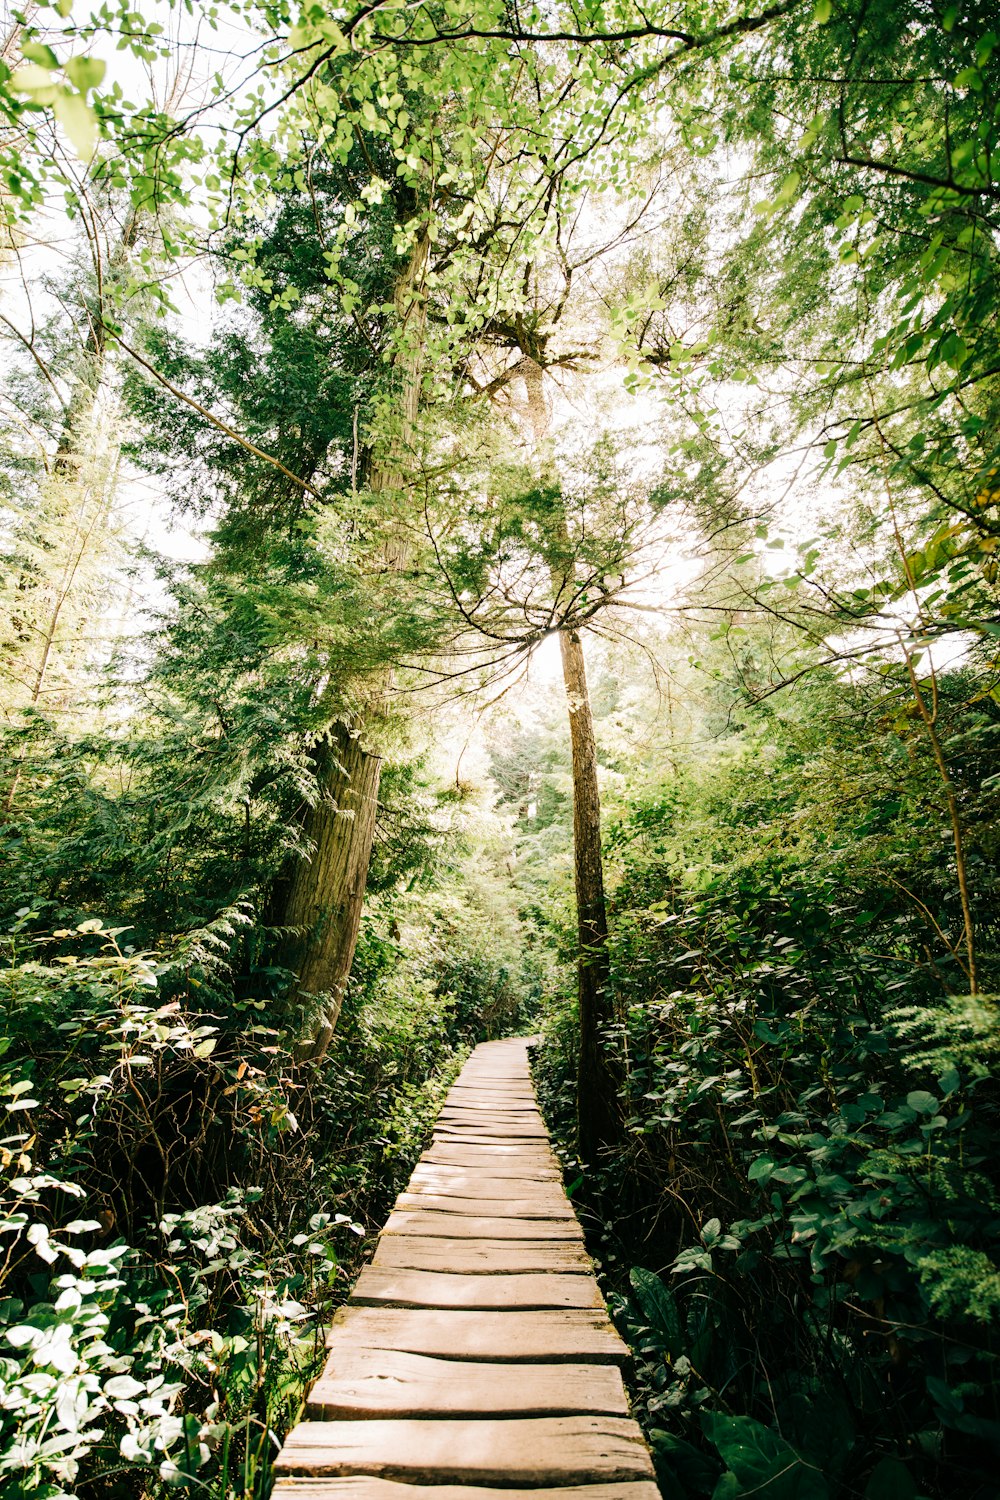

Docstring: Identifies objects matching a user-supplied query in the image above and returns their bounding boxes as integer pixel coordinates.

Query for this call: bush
[0,905,470,1500]
[535,863,1000,1499]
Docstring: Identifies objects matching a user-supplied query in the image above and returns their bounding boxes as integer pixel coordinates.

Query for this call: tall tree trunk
[285,726,382,1058]
[284,228,429,1061]
[520,357,620,1159]
[558,624,621,1160]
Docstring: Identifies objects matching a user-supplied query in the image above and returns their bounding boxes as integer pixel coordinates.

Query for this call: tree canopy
[2,2,1000,1497]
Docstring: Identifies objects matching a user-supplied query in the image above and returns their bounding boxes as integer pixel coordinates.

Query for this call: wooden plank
[437,1108,544,1122]
[414,1155,562,1180]
[274,1417,655,1484]
[419,1134,551,1146]
[440,1108,540,1117]
[437,1116,548,1128]
[446,1089,531,1096]
[456,1073,533,1085]
[325,1307,626,1363]
[422,1140,556,1157]
[408,1169,565,1196]
[432,1132,550,1146]
[370,1235,593,1274]
[350,1266,603,1310]
[274,1480,661,1500]
[419,1147,560,1170]
[307,1349,628,1418]
[383,1211,583,1241]
[446,1089,536,1099]
[394,1193,574,1219]
[442,1094,538,1106]
[450,1089,532,1097]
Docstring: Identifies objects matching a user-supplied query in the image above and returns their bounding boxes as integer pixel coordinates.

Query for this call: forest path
[272,1037,657,1499]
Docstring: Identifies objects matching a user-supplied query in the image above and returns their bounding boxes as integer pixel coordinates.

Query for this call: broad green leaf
[702,1413,829,1499]
[865,1458,915,1500]
[9,64,60,102]
[65,56,107,93]
[53,90,98,159]
[629,1267,682,1357]
[20,41,59,69]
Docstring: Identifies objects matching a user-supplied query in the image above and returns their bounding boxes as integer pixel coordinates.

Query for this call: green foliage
[0,889,492,1500]
[534,652,1000,1500]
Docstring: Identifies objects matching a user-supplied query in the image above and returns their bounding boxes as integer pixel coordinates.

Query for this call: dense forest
[1,0,999,1496]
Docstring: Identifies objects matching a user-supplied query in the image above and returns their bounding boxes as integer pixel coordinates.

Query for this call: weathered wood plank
[421,1141,557,1160]
[407,1169,566,1197]
[325,1307,626,1363]
[431,1134,551,1149]
[415,1152,561,1179]
[444,1089,538,1101]
[273,1480,661,1500]
[350,1267,601,1310]
[370,1235,593,1274]
[439,1096,539,1107]
[307,1349,628,1418]
[274,1417,656,1485]
[440,1110,548,1122]
[451,1089,533,1097]
[394,1193,574,1219]
[383,1210,583,1241]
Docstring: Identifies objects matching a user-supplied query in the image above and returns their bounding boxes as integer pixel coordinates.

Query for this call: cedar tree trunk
[522,357,620,1158]
[285,725,382,1059]
[558,624,621,1161]
[284,228,429,1061]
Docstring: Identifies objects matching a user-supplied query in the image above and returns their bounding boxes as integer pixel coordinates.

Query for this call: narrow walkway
[273,1037,657,1498]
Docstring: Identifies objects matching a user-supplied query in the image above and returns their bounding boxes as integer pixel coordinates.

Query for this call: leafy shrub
[0,905,469,1500]
[535,871,1000,1499]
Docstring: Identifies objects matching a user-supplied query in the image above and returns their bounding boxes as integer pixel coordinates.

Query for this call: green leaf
[651,1430,721,1491]
[702,1413,829,1499]
[812,0,832,22]
[20,41,59,70]
[701,1217,722,1247]
[865,1458,915,1500]
[53,91,98,159]
[9,64,60,101]
[65,56,107,93]
[906,1090,938,1115]
[629,1267,682,1357]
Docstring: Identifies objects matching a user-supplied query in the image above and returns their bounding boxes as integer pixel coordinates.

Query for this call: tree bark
[285,725,382,1058]
[558,624,621,1161]
[283,227,429,1061]
[520,356,620,1159]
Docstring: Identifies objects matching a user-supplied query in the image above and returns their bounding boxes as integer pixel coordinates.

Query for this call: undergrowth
[533,883,1000,1500]
[0,901,503,1500]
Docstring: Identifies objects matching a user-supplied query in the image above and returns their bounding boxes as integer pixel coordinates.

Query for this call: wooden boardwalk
[272,1037,657,1499]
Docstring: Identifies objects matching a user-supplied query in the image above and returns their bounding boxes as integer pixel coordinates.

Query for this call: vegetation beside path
[531,670,1000,1500]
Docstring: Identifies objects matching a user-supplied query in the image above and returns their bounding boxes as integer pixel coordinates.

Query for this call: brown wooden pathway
[273,1037,657,1500]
